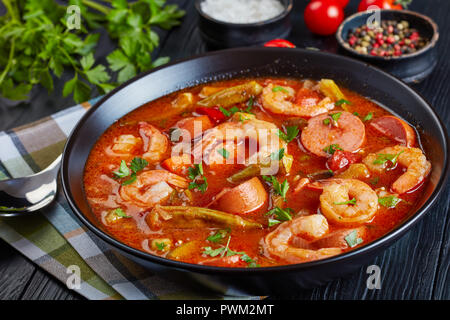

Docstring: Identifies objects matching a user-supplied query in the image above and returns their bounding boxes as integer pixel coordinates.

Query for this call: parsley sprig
[277,126,299,143]
[373,151,404,166]
[203,236,259,267]
[188,163,208,193]
[262,176,290,200]
[0,0,185,103]
[323,144,343,155]
[113,157,148,185]
[378,195,402,208]
[345,230,363,248]
[265,207,293,226]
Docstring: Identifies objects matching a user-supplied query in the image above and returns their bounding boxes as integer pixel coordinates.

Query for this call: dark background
[0,0,448,300]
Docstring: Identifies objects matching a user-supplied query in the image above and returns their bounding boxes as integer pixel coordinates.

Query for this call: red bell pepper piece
[264,39,296,48]
[196,107,226,124]
[327,150,360,172]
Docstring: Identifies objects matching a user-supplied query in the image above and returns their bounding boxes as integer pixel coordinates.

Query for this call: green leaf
[331,112,342,121]
[323,118,331,125]
[122,173,137,186]
[73,79,91,103]
[129,157,148,173]
[265,207,293,221]
[63,76,78,97]
[334,198,357,205]
[335,99,352,106]
[85,65,110,85]
[152,56,169,68]
[268,218,282,227]
[207,229,230,243]
[202,246,225,257]
[323,144,343,155]
[378,196,402,208]
[155,241,167,251]
[217,148,230,159]
[80,53,95,70]
[363,112,373,122]
[277,126,299,143]
[373,151,404,166]
[112,208,131,218]
[272,86,289,93]
[270,148,285,161]
[113,160,131,178]
[345,230,363,248]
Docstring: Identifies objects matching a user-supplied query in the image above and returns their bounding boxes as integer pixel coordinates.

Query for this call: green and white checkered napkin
[0,98,260,300]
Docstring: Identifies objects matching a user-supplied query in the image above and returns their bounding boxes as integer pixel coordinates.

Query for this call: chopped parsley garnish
[247,97,254,108]
[203,236,259,267]
[219,107,231,117]
[112,208,131,218]
[130,157,148,173]
[270,148,285,161]
[363,112,373,122]
[335,99,352,106]
[155,242,167,251]
[323,118,331,125]
[207,229,230,243]
[188,163,208,193]
[334,198,357,205]
[268,218,282,227]
[113,160,130,179]
[331,112,342,121]
[113,157,148,185]
[353,112,360,116]
[272,86,289,93]
[378,195,402,208]
[277,126,299,143]
[345,230,363,248]
[263,176,289,200]
[217,148,230,159]
[323,144,343,155]
[373,151,404,166]
[265,207,293,223]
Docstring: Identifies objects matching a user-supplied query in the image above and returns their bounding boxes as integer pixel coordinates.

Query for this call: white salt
[200,0,285,24]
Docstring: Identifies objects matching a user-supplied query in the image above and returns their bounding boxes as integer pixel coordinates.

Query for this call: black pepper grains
[346,20,428,57]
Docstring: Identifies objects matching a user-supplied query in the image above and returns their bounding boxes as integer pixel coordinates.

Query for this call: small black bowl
[337,10,439,83]
[195,0,293,48]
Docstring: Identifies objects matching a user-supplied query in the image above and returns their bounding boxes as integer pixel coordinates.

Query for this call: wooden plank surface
[0,0,448,300]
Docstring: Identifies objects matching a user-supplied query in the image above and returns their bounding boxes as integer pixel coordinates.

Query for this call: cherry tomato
[304,0,345,36]
[335,0,350,7]
[264,39,296,48]
[358,0,407,11]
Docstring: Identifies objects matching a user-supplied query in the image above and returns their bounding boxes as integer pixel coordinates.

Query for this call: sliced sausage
[174,115,213,139]
[214,177,268,214]
[161,154,192,176]
[370,115,416,147]
[301,111,366,157]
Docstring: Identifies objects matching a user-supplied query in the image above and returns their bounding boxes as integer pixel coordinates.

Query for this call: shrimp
[363,145,431,194]
[261,83,335,117]
[192,117,291,174]
[264,214,342,263]
[138,122,169,163]
[119,170,189,207]
[111,135,142,154]
[319,179,378,225]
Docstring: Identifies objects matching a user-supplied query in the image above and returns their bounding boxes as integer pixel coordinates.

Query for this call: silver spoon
[0,155,61,217]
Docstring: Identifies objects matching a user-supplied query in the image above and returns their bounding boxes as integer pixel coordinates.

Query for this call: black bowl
[195,0,293,48]
[61,48,449,295]
[336,10,439,83]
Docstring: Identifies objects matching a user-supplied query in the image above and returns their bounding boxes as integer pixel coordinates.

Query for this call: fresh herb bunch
[0,0,185,103]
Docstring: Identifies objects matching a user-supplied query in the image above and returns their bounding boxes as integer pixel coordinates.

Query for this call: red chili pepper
[264,39,296,48]
[196,107,226,124]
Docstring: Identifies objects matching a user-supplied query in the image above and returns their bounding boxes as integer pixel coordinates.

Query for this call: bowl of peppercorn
[336,10,439,83]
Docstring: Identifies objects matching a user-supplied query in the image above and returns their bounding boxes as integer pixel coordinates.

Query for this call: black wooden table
[0,0,448,300]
